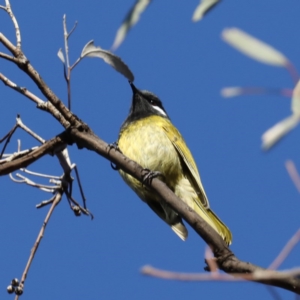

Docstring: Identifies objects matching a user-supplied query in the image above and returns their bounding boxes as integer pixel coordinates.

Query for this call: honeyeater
[117,82,232,245]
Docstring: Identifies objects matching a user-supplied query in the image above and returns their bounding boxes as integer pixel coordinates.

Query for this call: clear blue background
[1,1,300,299]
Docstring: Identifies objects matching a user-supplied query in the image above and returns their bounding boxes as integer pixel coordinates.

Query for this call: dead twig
[286,160,300,193]
[14,190,63,299]
[269,229,300,270]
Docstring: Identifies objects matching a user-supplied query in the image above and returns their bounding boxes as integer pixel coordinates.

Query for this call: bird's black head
[124,82,169,124]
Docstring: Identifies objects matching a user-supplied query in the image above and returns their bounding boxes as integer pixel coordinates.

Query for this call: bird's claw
[142,169,164,186]
[111,162,120,171]
[107,141,121,153]
[108,142,121,171]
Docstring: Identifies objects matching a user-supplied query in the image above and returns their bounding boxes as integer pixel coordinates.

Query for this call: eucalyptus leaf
[111,0,151,50]
[192,0,220,22]
[262,115,299,150]
[81,40,134,82]
[57,48,65,64]
[222,28,289,67]
[220,87,243,98]
[292,80,300,115]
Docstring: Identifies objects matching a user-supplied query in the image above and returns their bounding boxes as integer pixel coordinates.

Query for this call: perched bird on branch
[118,82,232,245]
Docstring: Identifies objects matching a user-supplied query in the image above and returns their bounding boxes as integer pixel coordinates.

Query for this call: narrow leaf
[57,48,65,64]
[221,87,243,98]
[222,28,289,67]
[192,0,220,22]
[262,115,299,150]
[292,80,300,115]
[111,0,151,50]
[81,40,134,82]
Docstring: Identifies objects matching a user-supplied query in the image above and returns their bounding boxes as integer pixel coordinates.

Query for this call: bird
[117,82,232,245]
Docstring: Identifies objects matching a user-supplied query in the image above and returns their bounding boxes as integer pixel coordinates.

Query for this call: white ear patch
[152,105,167,116]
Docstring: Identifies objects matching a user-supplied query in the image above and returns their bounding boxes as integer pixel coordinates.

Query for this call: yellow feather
[118,115,232,245]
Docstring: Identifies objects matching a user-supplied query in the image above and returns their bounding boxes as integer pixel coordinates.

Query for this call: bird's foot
[107,142,121,171]
[142,169,164,186]
[107,141,121,153]
[110,162,120,171]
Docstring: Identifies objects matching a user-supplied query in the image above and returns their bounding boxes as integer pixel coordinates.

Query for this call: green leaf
[81,40,134,82]
[192,0,220,22]
[292,80,300,115]
[57,48,65,64]
[111,0,151,50]
[262,115,299,150]
[220,87,243,98]
[222,28,289,66]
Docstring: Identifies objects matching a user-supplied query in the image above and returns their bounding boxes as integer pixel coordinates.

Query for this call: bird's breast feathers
[118,115,209,208]
[118,116,181,178]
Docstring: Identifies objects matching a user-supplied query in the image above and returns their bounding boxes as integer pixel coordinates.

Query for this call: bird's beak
[129,81,138,95]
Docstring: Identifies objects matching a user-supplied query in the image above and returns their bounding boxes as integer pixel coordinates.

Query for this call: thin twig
[0,33,77,128]
[67,78,72,111]
[36,195,56,209]
[0,147,38,164]
[141,265,235,281]
[50,178,62,186]
[64,189,93,218]
[67,21,78,39]
[0,133,66,176]
[74,165,87,209]
[69,180,74,200]
[286,62,300,85]
[0,124,17,143]
[56,149,72,173]
[0,51,17,62]
[265,286,283,300]
[63,14,70,69]
[0,123,18,159]
[285,160,300,193]
[141,265,300,282]
[268,229,300,270]
[20,168,61,180]
[16,116,45,143]
[0,73,45,105]
[0,72,70,127]
[10,173,60,192]
[4,0,21,48]
[63,14,72,110]
[204,246,218,274]
[0,32,18,54]
[15,191,63,299]
[70,56,83,71]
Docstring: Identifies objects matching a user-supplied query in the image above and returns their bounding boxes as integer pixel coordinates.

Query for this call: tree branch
[0,72,71,128]
[67,127,300,294]
[0,132,67,176]
[15,189,63,299]
[0,33,79,128]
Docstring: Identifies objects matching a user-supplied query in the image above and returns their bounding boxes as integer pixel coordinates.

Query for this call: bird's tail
[193,203,232,245]
[171,221,188,241]
[170,207,232,244]
[206,209,232,245]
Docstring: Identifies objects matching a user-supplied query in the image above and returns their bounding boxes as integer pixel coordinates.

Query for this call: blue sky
[1,1,300,299]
